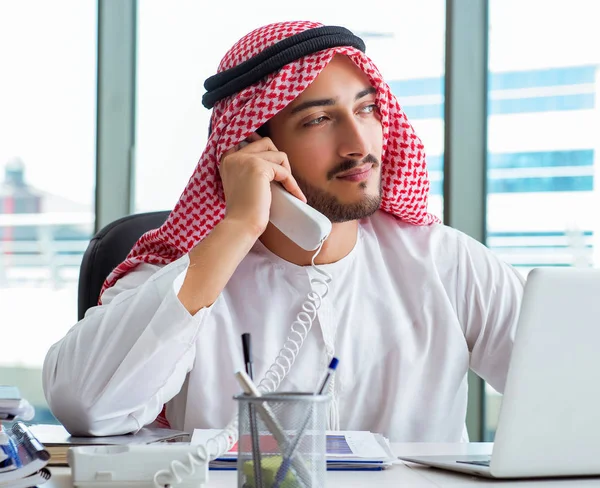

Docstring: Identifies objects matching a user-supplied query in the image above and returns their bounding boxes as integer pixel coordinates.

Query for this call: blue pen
[273,357,340,488]
[316,357,339,395]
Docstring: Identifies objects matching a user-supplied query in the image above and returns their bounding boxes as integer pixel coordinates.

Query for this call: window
[0,0,96,423]
[135,0,446,219]
[485,0,600,440]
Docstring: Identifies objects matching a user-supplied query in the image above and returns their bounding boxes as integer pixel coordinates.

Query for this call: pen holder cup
[235,392,329,488]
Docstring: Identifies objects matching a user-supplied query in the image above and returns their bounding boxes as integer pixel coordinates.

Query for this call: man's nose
[337,115,369,160]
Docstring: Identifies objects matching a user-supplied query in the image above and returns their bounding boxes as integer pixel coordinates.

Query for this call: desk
[47,443,600,487]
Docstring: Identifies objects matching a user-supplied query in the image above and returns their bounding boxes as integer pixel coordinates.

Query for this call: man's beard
[295,169,383,223]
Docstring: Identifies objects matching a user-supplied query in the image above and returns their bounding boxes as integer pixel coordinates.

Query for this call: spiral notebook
[0,422,51,487]
[191,430,396,471]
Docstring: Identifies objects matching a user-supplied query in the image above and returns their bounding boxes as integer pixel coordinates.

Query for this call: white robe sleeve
[42,254,211,436]
[454,232,526,393]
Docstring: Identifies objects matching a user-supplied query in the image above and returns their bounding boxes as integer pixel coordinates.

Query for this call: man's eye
[360,104,377,113]
[305,116,327,126]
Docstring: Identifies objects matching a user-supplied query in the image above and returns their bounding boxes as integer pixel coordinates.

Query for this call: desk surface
[47,442,600,487]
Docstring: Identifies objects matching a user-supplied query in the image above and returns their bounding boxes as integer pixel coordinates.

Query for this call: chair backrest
[77,211,170,320]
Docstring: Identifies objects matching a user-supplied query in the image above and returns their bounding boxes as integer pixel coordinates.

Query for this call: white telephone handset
[235,138,332,251]
[269,181,332,251]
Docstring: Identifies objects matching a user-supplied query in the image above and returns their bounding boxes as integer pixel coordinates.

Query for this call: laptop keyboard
[456,459,491,467]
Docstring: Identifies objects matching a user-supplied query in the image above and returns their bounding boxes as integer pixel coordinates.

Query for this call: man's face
[268,55,384,223]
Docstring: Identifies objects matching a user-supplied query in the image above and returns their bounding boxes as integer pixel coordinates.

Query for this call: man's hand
[219,133,306,238]
[179,134,307,314]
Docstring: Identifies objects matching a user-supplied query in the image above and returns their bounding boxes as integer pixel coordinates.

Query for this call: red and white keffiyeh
[101,20,438,296]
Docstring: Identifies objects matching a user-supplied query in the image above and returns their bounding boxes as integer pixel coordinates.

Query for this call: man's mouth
[335,164,374,182]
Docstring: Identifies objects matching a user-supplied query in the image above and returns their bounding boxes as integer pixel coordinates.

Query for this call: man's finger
[271,165,307,203]
[221,146,238,162]
[240,136,278,154]
[254,151,291,172]
[246,132,262,143]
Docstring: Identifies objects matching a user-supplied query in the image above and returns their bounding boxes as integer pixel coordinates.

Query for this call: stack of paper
[0,386,34,422]
[191,430,396,471]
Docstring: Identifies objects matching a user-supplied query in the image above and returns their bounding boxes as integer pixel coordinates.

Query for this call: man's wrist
[217,216,264,243]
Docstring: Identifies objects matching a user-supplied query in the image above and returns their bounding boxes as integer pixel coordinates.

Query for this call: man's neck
[259,219,359,266]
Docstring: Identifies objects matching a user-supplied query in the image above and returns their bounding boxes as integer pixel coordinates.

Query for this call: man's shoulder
[361,210,497,270]
[365,212,516,277]
[364,210,465,247]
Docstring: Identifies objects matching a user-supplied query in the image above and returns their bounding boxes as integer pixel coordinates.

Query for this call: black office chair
[77,211,170,321]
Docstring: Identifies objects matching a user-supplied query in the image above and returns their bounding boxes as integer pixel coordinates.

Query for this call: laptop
[399,267,600,478]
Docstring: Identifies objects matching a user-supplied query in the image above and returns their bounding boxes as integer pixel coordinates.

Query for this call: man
[43,21,524,443]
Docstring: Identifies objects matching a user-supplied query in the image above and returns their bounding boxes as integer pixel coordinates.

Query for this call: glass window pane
[0,0,96,423]
[135,0,445,219]
[485,0,600,439]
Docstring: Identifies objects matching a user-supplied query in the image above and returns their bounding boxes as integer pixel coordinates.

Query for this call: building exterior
[393,64,600,275]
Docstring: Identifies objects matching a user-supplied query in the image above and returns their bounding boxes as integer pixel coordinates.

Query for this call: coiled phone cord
[154,242,332,488]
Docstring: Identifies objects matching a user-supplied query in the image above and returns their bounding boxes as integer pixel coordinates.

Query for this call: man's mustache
[327,154,380,180]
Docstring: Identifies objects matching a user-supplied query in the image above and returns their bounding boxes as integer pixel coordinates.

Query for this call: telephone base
[71,483,202,488]
[69,445,208,488]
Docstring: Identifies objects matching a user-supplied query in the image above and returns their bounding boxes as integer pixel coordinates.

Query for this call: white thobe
[43,210,525,442]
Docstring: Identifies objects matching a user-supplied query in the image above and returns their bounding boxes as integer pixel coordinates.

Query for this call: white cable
[258,241,331,392]
[153,241,332,488]
[152,419,237,487]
